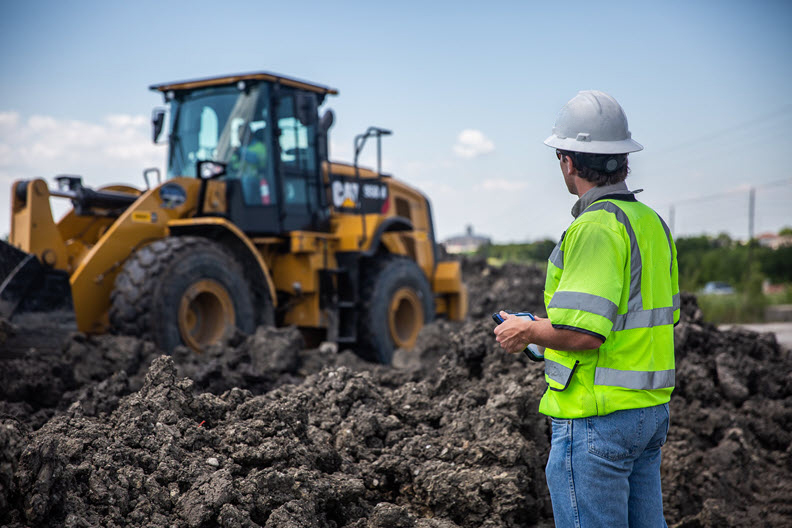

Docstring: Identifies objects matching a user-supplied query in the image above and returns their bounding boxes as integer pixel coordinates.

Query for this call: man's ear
[565,155,579,177]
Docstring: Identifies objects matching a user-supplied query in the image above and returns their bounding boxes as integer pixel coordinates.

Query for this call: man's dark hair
[560,150,630,186]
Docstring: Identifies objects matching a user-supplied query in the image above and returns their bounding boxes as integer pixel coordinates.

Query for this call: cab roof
[149,71,339,96]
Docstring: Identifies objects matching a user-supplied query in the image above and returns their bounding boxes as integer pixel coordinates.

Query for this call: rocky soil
[0,257,790,527]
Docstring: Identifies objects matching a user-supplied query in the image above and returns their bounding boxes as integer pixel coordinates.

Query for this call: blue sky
[1,0,791,242]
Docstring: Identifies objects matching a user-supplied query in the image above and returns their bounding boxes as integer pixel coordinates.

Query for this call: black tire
[110,236,264,352]
[356,256,435,364]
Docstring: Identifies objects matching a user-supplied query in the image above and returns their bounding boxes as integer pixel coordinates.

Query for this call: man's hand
[493,311,533,354]
[495,311,604,353]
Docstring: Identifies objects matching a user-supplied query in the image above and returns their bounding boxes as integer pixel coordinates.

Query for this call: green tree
[760,245,792,283]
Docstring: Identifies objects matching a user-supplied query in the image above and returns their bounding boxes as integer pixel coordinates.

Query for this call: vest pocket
[544,356,579,392]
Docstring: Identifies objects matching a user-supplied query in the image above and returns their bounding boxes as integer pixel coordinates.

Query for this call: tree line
[475,229,792,293]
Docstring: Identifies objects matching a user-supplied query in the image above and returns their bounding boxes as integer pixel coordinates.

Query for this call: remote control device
[492,311,545,362]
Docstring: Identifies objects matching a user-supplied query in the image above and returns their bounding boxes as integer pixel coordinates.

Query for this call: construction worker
[229,124,272,205]
[494,90,679,527]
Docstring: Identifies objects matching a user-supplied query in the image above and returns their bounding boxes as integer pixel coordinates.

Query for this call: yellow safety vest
[539,184,680,418]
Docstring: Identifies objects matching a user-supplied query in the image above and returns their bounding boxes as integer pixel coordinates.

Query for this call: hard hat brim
[544,134,643,155]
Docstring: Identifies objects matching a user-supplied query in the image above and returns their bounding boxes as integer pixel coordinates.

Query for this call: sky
[1,0,791,243]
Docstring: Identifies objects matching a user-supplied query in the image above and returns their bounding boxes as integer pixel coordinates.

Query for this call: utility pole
[669,205,675,237]
[745,186,756,294]
[748,187,755,241]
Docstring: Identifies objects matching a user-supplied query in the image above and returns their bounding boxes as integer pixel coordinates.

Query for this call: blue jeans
[546,403,670,528]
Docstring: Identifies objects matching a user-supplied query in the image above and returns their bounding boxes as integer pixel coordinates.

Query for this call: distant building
[757,232,792,250]
[443,225,491,254]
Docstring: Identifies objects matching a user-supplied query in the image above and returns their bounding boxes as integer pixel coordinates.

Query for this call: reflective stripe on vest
[656,214,675,276]
[548,290,618,321]
[613,306,674,331]
[594,367,675,390]
[545,358,578,391]
[548,290,678,330]
[549,244,564,270]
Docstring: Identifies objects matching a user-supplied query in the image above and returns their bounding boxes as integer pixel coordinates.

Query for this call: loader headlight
[55,175,83,192]
[197,160,227,180]
[159,183,187,208]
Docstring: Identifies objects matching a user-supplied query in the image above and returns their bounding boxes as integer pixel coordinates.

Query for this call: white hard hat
[544,90,643,155]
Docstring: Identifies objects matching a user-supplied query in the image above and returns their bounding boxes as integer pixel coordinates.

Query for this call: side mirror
[152,107,167,143]
[319,109,335,133]
[196,160,227,180]
[317,109,335,161]
[295,93,318,126]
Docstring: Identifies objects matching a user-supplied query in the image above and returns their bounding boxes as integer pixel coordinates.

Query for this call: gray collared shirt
[571,182,642,218]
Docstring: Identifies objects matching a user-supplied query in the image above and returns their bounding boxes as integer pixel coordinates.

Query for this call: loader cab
[152,72,337,235]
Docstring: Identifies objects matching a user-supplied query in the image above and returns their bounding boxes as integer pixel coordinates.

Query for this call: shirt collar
[571,181,642,218]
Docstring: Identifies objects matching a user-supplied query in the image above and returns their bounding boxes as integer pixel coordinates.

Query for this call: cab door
[222,84,281,234]
[274,92,328,232]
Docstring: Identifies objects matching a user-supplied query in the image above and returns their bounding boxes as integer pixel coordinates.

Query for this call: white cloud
[475,178,529,192]
[0,112,163,178]
[452,129,494,159]
[0,112,165,236]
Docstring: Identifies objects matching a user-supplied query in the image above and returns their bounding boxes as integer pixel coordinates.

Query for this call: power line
[667,178,792,207]
[637,117,792,174]
[648,104,792,156]
[667,178,792,237]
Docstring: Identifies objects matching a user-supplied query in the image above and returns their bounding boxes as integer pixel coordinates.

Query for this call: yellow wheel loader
[0,72,467,363]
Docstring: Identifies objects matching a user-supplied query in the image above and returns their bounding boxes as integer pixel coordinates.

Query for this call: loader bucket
[0,240,75,325]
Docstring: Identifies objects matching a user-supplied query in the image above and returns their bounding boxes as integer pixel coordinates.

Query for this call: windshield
[166,84,270,179]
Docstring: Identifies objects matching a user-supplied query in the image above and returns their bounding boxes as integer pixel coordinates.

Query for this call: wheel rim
[388,287,424,349]
[178,279,235,352]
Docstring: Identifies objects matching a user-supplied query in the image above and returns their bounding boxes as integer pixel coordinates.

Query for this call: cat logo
[332,180,360,208]
[330,176,388,212]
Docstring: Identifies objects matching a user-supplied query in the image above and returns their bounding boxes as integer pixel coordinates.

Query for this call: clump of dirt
[1,259,791,527]
[0,328,162,430]
[0,318,15,345]
[461,257,546,319]
[0,417,28,518]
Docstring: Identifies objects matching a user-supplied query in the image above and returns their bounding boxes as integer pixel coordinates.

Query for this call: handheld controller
[492,311,545,362]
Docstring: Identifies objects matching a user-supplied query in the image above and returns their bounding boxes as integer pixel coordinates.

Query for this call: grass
[697,293,766,324]
[697,283,792,325]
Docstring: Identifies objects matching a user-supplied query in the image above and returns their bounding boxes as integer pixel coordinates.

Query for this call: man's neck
[571,181,632,218]
[574,177,597,198]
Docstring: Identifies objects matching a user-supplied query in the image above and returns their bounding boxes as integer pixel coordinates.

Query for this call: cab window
[277,97,317,174]
[276,95,318,211]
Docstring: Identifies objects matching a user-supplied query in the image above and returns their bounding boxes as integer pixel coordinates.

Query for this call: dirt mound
[6,327,551,527]
[1,259,791,527]
[664,293,792,526]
